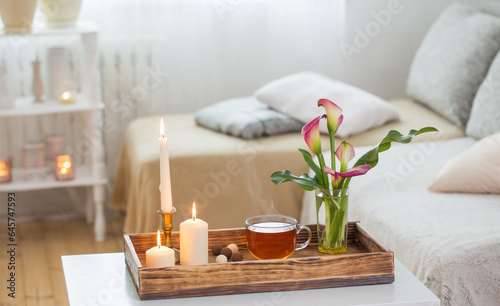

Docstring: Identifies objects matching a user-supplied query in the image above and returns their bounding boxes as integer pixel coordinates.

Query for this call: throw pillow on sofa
[428,132,500,194]
[195,96,303,139]
[406,3,500,127]
[255,71,399,138]
[466,50,500,139]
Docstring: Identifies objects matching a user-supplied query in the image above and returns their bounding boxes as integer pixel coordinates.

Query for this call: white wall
[337,0,495,99]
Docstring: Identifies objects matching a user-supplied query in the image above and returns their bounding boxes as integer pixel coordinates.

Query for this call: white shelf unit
[0,21,99,36]
[0,22,107,241]
[0,94,104,116]
[0,166,107,192]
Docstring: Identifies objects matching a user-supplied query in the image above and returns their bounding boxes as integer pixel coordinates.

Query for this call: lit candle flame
[61,168,68,174]
[192,202,196,221]
[62,91,71,100]
[157,230,161,249]
[160,118,165,138]
[63,161,71,168]
[0,160,8,177]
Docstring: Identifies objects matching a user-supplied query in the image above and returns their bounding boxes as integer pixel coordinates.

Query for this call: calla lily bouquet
[270,98,437,254]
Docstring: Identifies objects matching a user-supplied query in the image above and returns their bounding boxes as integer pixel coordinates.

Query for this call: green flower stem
[336,197,348,245]
[324,198,332,244]
[317,152,329,189]
[327,197,343,246]
[318,190,349,253]
[343,177,351,189]
[329,131,336,189]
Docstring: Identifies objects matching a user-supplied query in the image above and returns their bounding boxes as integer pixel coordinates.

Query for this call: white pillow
[429,132,500,194]
[255,71,399,138]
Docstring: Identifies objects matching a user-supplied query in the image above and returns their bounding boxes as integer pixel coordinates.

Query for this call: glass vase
[316,188,349,254]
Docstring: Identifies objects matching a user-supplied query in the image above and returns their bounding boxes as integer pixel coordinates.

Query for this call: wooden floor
[0,214,125,306]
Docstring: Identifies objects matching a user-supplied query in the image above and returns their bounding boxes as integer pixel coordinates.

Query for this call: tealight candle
[59,91,74,104]
[0,159,11,183]
[54,155,74,181]
[146,230,175,268]
[180,203,208,265]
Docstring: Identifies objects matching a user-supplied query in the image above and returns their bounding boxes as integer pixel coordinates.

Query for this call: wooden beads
[227,243,238,254]
[211,243,244,262]
[212,244,224,256]
[220,247,232,259]
[216,255,227,263]
[232,252,243,262]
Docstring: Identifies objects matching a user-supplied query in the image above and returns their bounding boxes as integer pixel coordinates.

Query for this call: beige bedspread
[111,98,465,233]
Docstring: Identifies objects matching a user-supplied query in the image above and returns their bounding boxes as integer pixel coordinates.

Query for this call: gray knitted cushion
[195,96,303,139]
[466,51,500,139]
[406,3,500,127]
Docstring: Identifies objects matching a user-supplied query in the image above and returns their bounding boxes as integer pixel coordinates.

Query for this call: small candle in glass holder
[54,155,74,181]
[46,135,65,170]
[23,142,45,181]
[0,159,11,183]
[59,91,75,104]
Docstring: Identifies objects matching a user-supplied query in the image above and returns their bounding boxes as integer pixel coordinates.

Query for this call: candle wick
[192,216,195,221]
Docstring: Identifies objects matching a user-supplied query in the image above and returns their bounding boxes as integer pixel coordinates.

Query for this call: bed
[110,98,464,233]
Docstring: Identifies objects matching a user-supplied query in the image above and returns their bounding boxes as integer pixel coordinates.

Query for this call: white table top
[62,253,440,306]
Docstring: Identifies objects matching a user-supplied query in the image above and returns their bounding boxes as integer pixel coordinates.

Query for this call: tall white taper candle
[159,118,173,212]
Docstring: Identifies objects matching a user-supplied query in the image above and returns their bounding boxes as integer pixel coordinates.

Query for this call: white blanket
[301,137,500,306]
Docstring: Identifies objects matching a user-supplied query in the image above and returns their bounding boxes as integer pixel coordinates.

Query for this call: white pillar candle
[146,230,175,268]
[159,118,173,212]
[180,203,208,265]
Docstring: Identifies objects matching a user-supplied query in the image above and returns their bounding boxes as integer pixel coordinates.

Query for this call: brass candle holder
[158,208,180,263]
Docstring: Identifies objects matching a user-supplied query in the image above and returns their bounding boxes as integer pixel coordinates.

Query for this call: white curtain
[80,0,346,178]
[0,0,345,222]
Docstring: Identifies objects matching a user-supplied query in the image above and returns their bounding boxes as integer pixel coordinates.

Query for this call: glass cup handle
[295,224,312,251]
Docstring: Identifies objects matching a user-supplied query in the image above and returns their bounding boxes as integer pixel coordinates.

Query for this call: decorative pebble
[232,252,243,262]
[227,243,238,254]
[220,247,233,259]
[212,244,224,256]
[216,255,227,263]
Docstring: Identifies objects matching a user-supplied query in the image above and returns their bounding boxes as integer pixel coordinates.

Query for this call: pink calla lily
[337,114,344,132]
[318,99,343,134]
[335,141,355,173]
[302,115,326,155]
[325,169,343,186]
[323,165,371,178]
[270,93,438,255]
[323,164,372,187]
[337,164,372,177]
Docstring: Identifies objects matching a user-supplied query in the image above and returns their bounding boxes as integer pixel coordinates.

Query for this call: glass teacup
[245,215,312,260]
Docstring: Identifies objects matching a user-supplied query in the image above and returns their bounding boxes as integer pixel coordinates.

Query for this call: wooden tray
[124,222,394,300]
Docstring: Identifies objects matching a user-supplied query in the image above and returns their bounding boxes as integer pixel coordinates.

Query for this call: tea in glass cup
[245,215,312,260]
